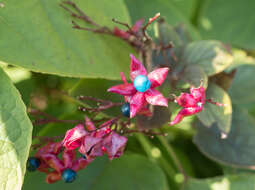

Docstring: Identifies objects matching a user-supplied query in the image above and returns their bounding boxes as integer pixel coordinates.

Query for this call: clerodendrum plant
[0,0,254,190]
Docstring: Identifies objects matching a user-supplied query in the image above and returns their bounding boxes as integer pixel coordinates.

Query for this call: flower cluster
[28,54,225,184]
[107,54,225,125]
[27,116,127,184]
[63,116,127,161]
[27,141,89,183]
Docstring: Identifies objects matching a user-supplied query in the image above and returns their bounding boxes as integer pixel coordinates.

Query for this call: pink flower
[108,54,169,117]
[78,118,128,160]
[62,124,88,150]
[170,85,225,125]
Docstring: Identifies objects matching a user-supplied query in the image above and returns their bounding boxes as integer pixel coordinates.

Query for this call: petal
[85,116,96,131]
[130,92,145,118]
[130,54,147,81]
[35,142,62,157]
[120,72,128,84]
[62,124,88,150]
[46,171,61,184]
[40,154,64,173]
[145,89,168,107]
[107,83,136,96]
[79,136,102,154]
[132,18,144,32]
[113,27,130,39]
[190,86,206,103]
[71,157,93,172]
[89,143,104,157]
[62,149,76,168]
[170,107,203,125]
[103,132,128,160]
[176,93,197,108]
[148,67,169,88]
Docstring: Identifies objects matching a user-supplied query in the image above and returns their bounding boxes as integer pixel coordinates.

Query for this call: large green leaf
[184,174,255,190]
[23,154,168,190]
[183,40,233,76]
[194,107,255,169]
[0,0,134,79]
[198,0,255,50]
[197,83,232,134]
[124,0,200,40]
[0,68,33,189]
[228,65,255,104]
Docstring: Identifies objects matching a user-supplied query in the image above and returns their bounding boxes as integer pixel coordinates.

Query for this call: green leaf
[194,107,255,169]
[184,174,255,190]
[0,0,134,79]
[197,83,232,134]
[181,65,208,88]
[183,40,233,76]
[124,0,200,40]
[198,0,255,50]
[0,68,32,189]
[23,154,169,190]
[228,65,255,104]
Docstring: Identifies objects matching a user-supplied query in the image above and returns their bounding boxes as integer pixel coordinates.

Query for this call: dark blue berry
[133,75,151,92]
[121,103,130,117]
[81,154,87,160]
[62,169,77,183]
[27,157,40,172]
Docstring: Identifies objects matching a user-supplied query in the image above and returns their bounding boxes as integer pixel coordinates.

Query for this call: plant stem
[155,128,188,181]
[135,133,179,189]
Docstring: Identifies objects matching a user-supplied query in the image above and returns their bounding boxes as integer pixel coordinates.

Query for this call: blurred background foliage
[0,0,255,189]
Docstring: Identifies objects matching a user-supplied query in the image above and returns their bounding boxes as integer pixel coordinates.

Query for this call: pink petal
[62,149,76,168]
[71,157,92,172]
[130,92,145,118]
[113,27,130,39]
[79,136,102,154]
[89,143,104,157]
[130,54,147,81]
[107,83,136,96]
[62,124,88,150]
[176,93,197,108]
[120,72,128,84]
[40,154,64,173]
[35,142,62,157]
[170,106,203,125]
[145,89,168,107]
[190,86,206,103]
[148,67,169,88]
[131,18,144,32]
[46,171,61,184]
[85,116,96,131]
[103,132,128,160]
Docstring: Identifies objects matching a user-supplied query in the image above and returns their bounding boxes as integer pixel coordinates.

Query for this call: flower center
[197,102,203,107]
[133,75,151,92]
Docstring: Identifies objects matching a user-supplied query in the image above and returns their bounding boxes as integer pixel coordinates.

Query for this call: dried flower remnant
[170,84,226,125]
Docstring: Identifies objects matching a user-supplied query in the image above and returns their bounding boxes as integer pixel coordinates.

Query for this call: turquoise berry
[62,169,77,183]
[133,75,151,92]
[27,157,41,172]
[121,103,130,117]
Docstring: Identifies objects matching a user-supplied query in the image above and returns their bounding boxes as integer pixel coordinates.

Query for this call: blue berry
[121,103,130,117]
[62,169,77,183]
[27,157,40,172]
[133,75,151,92]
